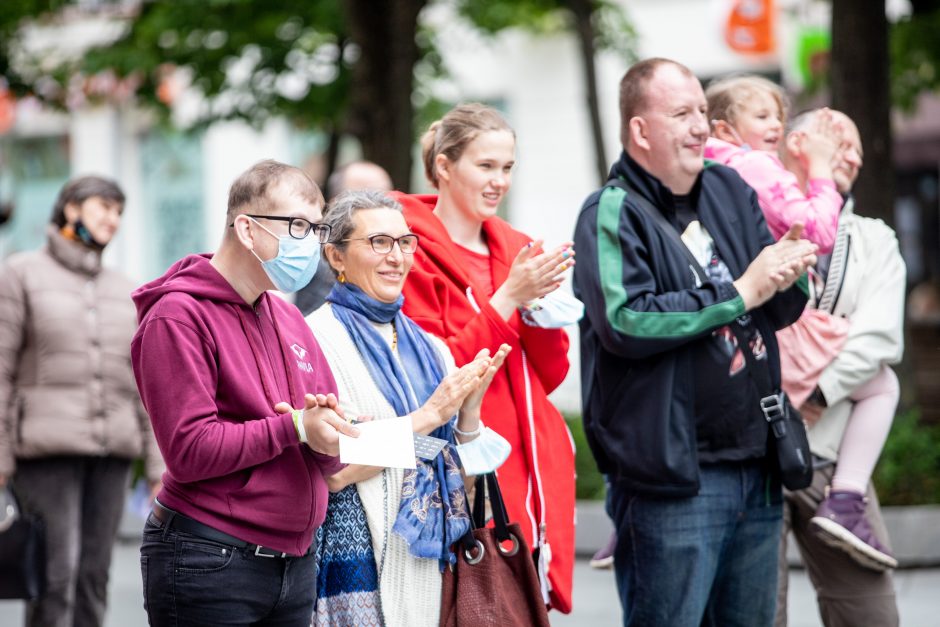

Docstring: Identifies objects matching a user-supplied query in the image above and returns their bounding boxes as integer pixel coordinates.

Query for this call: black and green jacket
[572,151,807,497]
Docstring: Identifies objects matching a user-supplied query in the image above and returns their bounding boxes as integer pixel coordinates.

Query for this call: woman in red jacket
[394,103,577,613]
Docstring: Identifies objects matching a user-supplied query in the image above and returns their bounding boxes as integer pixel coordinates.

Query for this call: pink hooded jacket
[705,137,843,252]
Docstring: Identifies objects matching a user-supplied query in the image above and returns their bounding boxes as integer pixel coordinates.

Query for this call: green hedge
[873,408,940,505]
[565,414,606,501]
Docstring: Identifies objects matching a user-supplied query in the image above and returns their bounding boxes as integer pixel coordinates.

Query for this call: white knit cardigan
[307,304,456,627]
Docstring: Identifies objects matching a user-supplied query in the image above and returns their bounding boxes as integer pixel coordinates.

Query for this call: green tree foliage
[456,0,637,184]
[0,1,70,91]
[70,1,348,129]
[1,0,635,187]
[0,1,453,187]
[456,0,635,60]
[891,7,940,111]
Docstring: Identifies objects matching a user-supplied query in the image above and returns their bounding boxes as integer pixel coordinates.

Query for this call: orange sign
[0,86,14,134]
[725,0,776,55]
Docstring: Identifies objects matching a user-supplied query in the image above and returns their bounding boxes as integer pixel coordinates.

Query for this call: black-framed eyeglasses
[342,233,420,254]
[236,214,331,243]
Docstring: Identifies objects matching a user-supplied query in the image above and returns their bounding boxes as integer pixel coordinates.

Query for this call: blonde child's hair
[705,75,788,132]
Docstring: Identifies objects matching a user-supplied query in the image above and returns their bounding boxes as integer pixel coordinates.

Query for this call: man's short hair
[619,58,697,147]
[226,159,324,225]
[50,175,125,227]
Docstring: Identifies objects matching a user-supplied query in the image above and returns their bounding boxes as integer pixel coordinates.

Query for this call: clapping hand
[415,353,493,431]
[770,223,818,289]
[490,241,575,319]
[461,344,511,414]
[273,393,359,456]
[734,223,817,310]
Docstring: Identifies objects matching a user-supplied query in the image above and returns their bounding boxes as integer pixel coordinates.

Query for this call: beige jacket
[808,202,906,461]
[0,227,164,481]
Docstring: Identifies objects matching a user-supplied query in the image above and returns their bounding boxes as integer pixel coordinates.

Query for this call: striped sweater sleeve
[573,187,746,360]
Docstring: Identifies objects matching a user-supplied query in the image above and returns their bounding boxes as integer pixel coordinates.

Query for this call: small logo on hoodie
[291,343,314,374]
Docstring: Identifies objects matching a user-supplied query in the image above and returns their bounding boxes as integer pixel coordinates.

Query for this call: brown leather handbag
[440,473,550,627]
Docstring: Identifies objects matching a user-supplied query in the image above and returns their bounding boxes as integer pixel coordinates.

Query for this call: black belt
[151,501,307,559]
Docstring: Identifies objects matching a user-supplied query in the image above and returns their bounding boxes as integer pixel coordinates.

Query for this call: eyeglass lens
[370,235,418,254]
[288,218,330,243]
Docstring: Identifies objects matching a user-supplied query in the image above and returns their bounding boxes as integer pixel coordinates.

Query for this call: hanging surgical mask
[250,218,321,294]
[520,289,585,328]
[455,426,512,476]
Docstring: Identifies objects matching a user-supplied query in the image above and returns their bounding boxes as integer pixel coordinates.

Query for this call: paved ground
[2,537,937,626]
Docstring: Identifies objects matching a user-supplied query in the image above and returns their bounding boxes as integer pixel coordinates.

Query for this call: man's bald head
[787,109,863,194]
[326,161,393,199]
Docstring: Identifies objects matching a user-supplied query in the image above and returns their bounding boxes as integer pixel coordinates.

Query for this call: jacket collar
[608,151,704,219]
[46,225,103,276]
[401,192,515,294]
[841,194,856,216]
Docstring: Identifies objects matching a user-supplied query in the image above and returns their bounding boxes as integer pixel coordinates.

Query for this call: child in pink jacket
[705,75,898,571]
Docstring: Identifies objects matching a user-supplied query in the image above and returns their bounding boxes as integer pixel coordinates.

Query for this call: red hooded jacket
[396,193,576,613]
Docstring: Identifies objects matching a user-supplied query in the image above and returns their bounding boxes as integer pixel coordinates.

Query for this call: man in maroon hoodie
[131,160,357,626]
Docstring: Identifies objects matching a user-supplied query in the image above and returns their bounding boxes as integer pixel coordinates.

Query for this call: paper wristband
[292,409,308,444]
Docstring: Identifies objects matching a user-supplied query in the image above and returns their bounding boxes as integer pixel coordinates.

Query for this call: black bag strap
[457,473,514,552]
[471,475,486,527]
[607,178,786,426]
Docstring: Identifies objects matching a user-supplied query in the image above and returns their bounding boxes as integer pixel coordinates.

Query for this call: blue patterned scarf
[327,282,470,565]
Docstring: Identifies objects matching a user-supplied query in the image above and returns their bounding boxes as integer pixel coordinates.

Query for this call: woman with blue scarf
[304,190,511,627]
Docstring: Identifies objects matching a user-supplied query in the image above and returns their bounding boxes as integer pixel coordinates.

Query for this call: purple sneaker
[589,531,617,570]
[810,490,898,572]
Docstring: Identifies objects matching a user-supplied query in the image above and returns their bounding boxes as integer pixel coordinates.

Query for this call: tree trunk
[342,0,427,190]
[566,0,608,185]
[830,0,893,227]
[322,125,341,192]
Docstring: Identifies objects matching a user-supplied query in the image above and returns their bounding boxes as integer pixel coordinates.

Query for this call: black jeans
[140,515,317,627]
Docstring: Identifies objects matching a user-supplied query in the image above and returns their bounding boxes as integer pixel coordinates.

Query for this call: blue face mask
[250,218,321,293]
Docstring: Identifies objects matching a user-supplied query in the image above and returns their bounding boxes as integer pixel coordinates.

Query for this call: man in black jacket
[573,58,815,626]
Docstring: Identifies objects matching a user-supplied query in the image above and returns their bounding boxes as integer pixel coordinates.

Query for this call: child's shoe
[589,531,617,569]
[810,489,898,572]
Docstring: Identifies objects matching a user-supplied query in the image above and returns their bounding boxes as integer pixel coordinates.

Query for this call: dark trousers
[609,461,783,627]
[141,515,318,627]
[14,455,132,627]
[775,464,898,627]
